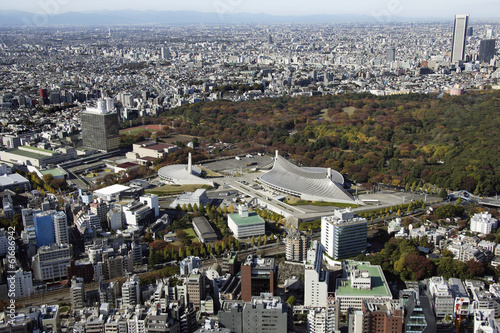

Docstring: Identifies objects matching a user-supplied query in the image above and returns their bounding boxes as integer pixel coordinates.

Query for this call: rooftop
[229,211,264,226]
[336,261,391,298]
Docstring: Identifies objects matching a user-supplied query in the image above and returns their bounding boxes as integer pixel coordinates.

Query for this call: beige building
[126,140,178,164]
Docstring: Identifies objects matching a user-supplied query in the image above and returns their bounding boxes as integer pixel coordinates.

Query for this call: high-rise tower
[81,99,120,152]
[479,39,496,63]
[451,14,469,63]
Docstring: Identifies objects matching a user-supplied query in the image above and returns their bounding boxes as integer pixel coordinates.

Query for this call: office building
[40,305,61,332]
[218,293,291,333]
[361,300,404,333]
[386,47,396,62]
[479,39,496,64]
[335,260,392,312]
[33,211,56,248]
[321,209,367,260]
[81,99,120,152]
[66,260,94,283]
[0,228,9,256]
[179,256,201,276]
[32,243,72,281]
[304,240,329,307]
[33,210,69,247]
[240,255,276,302]
[227,205,265,239]
[307,304,338,333]
[99,281,120,307]
[70,277,85,310]
[486,27,494,39]
[52,211,69,246]
[451,14,469,63]
[285,229,308,262]
[7,269,33,298]
[122,274,141,307]
[427,276,454,318]
[160,47,170,60]
[75,213,102,234]
[89,202,108,229]
[186,271,206,309]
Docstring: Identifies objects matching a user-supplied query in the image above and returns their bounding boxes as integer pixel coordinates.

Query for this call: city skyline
[2,0,500,20]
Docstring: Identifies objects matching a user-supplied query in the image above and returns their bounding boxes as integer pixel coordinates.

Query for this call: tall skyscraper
[486,27,494,39]
[479,39,496,63]
[81,99,120,152]
[451,14,469,63]
[386,47,396,62]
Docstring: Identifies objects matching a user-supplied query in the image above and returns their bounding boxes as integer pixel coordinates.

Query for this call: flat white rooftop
[94,184,130,196]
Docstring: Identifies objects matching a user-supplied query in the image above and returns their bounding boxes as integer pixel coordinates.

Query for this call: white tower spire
[187,153,192,174]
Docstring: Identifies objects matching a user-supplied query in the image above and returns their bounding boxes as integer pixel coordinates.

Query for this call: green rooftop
[228,212,265,226]
[335,261,391,297]
[7,148,54,159]
[20,146,55,154]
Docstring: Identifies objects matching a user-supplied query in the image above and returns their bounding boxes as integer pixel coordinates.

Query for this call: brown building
[285,229,309,262]
[361,299,404,333]
[240,255,276,302]
[185,272,206,309]
[67,260,94,284]
[221,251,240,276]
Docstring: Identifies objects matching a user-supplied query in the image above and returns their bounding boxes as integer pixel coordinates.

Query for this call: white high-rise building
[321,209,367,260]
[304,240,329,307]
[122,274,140,307]
[7,269,33,298]
[451,14,469,63]
[53,211,69,245]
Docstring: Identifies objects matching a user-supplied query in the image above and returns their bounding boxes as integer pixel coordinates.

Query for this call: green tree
[251,236,255,247]
[438,188,448,200]
[285,296,297,306]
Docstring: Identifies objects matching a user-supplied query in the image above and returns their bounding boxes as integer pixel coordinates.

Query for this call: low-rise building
[227,205,265,239]
[427,276,454,318]
[335,260,392,313]
[470,211,498,234]
[192,217,218,243]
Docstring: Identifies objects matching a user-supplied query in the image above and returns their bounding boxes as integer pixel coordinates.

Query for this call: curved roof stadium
[158,153,213,186]
[260,151,358,204]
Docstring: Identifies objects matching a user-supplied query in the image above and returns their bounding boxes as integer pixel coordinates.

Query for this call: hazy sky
[1,0,499,19]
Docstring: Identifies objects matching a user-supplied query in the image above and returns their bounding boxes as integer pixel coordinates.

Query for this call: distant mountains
[0,10,448,26]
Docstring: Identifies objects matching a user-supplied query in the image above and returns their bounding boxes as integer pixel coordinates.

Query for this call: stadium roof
[260,152,357,204]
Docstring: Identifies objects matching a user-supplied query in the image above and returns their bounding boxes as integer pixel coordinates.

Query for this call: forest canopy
[148,91,500,195]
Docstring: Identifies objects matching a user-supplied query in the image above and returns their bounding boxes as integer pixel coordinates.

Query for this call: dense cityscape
[0,9,500,333]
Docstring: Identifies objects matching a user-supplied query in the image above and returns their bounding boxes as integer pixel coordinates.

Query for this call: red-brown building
[67,260,94,284]
[240,255,276,302]
[361,299,404,333]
